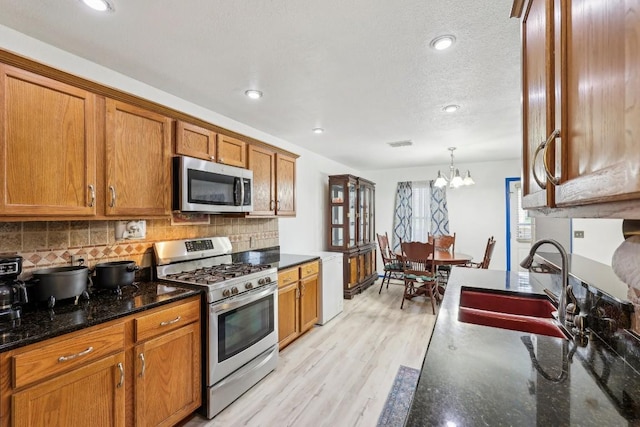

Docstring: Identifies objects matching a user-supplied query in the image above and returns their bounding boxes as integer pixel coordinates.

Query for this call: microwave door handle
[233,178,241,206]
[240,178,246,206]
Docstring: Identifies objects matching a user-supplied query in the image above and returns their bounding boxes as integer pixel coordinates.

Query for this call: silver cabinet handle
[109,185,116,207]
[269,200,275,210]
[58,346,94,362]
[88,184,96,207]
[532,129,560,189]
[117,362,124,388]
[160,315,181,326]
[139,353,145,377]
[210,155,215,161]
[276,200,281,210]
[218,157,224,163]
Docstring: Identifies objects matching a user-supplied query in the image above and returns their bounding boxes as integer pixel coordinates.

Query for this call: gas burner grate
[166,263,272,285]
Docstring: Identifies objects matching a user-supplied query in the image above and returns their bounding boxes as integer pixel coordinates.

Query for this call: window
[411,181,430,242]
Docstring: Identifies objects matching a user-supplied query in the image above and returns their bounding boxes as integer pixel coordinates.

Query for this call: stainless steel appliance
[173,155,253,213]
[0,255,28,322]
[154,237,278,418]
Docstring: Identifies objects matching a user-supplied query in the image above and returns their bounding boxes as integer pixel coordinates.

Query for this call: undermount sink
[458,288,568,339]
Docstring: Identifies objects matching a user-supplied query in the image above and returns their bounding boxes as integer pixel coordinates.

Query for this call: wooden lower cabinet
[277,261,319,350]
[12,352,125,427]
[343,245,377,299]
[0,296,201,427]
[134,322,200,427]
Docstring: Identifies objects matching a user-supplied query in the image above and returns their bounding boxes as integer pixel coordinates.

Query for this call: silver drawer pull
[58,346,94,362]
[117,362,124,388]
[139,353,146,377]
[160,315,181,326]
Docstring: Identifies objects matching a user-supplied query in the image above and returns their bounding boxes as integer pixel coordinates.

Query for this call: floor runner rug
[376,365,420,427]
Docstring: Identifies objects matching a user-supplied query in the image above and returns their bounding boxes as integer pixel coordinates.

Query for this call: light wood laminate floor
[184,279,437,427]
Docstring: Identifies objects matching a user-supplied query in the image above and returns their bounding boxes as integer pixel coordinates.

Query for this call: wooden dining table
[395,251,473,266]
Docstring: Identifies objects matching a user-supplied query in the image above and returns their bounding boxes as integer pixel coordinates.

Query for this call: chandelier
[433,147,475,189]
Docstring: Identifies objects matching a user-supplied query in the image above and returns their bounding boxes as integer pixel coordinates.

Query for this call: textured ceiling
[0,0,522,170]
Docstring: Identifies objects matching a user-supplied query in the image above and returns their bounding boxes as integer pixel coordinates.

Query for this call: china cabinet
[327,175,377,298]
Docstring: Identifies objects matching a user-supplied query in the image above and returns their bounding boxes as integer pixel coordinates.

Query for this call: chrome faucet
[520,239,569,326]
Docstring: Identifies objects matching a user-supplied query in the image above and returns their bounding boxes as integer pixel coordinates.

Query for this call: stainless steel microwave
[173,156,253,213]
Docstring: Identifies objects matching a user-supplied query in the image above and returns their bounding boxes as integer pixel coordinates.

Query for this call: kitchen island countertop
[405,267,640,426]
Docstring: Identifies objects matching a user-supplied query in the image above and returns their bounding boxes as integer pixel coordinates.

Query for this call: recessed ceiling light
[430,35,456,51]
[81,0,114,12]
[244,90,263,100]
[312,128,324,134]
[443,104,460,113]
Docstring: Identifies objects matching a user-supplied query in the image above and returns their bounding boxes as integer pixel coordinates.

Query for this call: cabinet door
[554,0,640,206]
[275,153,296,216]
[105,99,172,216]
[134,322,200,427]
[12,353,125,427]
[248,145,276,216]
[520,0,558,208]
[175,121,216,161]
[0,64,97,216]
[217,134,247,168]
[347,254,358,289]
[299,274,318,333]
[278,282,299,349]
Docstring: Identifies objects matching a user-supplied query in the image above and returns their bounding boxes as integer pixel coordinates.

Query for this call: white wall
[571,218,624,266]
[364,159,521,271]
[0,24,358,253]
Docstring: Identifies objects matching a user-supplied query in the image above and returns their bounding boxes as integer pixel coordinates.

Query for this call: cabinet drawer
[13,323,124,389]
[135,298,200,342]
[278,268,299,288]
[300,261,319,278]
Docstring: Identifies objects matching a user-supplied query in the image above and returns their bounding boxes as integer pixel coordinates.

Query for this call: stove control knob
[258,278,265,285]
[231,287,239,295]
[222,289,231,297]
[245,282,253,290]
[264,276,272,283]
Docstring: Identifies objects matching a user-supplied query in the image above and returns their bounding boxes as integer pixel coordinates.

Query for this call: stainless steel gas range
[154,236,278,419]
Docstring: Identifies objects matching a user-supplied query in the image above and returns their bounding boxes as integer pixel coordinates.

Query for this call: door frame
[504,177,520,272]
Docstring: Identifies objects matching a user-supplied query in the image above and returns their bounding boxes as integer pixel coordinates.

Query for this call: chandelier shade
[433,147,475,189]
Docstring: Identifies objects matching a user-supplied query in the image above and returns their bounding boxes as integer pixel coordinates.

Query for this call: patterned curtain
[392,182,412,252]
[430,181,449,236]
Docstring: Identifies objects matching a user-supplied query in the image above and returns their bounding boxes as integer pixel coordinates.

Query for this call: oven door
[208,283,278,385]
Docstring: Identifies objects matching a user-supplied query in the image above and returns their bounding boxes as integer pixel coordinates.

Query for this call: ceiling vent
[387,140,413,148]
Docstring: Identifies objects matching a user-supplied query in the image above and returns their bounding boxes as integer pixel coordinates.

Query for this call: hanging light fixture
[434,147,475,189]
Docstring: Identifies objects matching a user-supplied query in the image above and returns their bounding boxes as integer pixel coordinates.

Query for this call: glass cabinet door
[348,181,356,248]
[330,183,346,248]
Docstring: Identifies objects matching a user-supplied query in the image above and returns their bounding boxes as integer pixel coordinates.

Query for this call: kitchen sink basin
[458,288,568,339]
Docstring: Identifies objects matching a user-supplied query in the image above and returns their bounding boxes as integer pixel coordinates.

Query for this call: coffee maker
[0,255,28,321]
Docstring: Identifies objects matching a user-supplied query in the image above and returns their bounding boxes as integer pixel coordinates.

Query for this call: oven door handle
[211,283,277,314]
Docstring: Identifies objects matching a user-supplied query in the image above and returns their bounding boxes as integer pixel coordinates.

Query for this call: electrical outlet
[574,230,585,238]
[71,255,85,266]
[115,220,146,240]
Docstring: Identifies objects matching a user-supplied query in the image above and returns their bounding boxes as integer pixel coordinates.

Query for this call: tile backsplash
[0,217,278,274]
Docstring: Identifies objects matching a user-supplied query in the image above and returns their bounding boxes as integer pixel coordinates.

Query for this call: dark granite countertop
[0,282,200,353]
[233,247,320,271]
[405,267,640,426]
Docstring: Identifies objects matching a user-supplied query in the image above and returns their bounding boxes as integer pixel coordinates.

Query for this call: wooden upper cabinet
[248,144,276,215]
[520,0,558,209]
[105,99,172,216]
[217,134,246,168]
[0,64,97,216]
[175,121,216,161]
[276,153,296,216]
[518,0,640,213]
[554,0,640,207]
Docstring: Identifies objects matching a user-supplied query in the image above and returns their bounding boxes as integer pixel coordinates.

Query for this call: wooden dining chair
[377,232,405,294]
[463,236,496,269]
[400,241,438,314]
[429,233,456,282]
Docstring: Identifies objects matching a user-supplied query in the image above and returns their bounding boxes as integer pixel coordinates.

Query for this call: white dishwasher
[304,251,344,325]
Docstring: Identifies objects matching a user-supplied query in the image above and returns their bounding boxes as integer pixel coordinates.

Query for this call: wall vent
[387,140,413,148]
